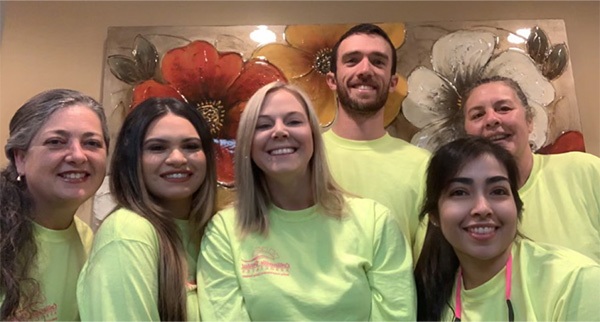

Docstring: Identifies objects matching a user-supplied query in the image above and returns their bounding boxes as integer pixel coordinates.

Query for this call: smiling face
[142,113,206,205]
[326,33,398,116]
[14,105,107,210]
[437,153,517,268]
[251,88,314,183]
[463,81,533,162]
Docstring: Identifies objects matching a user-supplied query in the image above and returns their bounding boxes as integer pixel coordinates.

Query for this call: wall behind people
[2,1,599,163]
[1,3,598,228]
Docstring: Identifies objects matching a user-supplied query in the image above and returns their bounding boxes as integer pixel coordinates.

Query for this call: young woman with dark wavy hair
[77,97,217,321]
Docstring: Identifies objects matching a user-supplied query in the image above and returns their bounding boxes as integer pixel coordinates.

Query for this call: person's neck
[32,202,78,230]
[516,150,534,188]
[267,173,314,211]
[331,106,386,141]
[457,247,511,290]
[160,198,192,220]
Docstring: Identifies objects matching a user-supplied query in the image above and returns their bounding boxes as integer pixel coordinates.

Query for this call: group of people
[1,23,599,321]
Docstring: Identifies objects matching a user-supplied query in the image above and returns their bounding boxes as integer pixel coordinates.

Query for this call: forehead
[456,154,507,178]
[465,82,521,108]
[36,105,101,135]
[146,113,198,137]
[337,33,393,59]
[260,89,307,115]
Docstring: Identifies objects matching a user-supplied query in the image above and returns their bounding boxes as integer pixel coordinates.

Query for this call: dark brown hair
[414,136,523,321]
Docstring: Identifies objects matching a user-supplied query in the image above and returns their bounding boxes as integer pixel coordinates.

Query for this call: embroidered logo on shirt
[241,246,290,278]
[15,302,58,321]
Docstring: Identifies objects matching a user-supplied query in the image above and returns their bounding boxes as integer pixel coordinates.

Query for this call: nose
[471,194,493,217]
[484,110,501,128]
[165,148,187,166]
[356,58,374,79]
[271,120,289,139]
[65,142,88,164]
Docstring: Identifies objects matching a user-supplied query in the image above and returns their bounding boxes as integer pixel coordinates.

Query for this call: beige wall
[2,0,599,164]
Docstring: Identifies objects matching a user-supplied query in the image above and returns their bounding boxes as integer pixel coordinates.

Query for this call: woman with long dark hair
[77,97,217,320]
[415,136,600,321]
[0,89,109,320]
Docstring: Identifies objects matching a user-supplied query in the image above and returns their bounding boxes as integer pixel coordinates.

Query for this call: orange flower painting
[252,23,408,127]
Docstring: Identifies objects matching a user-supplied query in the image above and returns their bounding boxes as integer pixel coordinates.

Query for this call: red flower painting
[110,39,287,187]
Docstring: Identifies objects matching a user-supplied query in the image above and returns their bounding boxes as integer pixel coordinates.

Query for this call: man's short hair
[330,23,397,75]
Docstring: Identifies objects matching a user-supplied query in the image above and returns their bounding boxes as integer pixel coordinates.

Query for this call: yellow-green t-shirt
[198,197,416,321]
[323,130,430,247]
[0,217,92,321]
[77,208,199,321]
[442,239,600,321]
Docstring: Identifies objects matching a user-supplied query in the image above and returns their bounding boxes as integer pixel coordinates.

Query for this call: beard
[336,81,390,117]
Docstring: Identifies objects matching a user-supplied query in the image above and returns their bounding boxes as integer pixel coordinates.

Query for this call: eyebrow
[492,99,516,107]
[44,129,102,138]
[341,51,389,60]
[448,176,510,185]
[143,137,201,144]
[467,99,514,111]
[258,111,305,118]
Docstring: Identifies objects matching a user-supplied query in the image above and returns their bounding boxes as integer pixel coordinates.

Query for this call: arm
[77,237,161,321]
[368,208,417,321]
[197,214,251,321]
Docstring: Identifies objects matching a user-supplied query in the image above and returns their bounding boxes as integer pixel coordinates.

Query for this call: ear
[13,149,27,175]
[428,212,440,227]
[389,74,399,90]
[325,72,337,91]
[527,117,534,134]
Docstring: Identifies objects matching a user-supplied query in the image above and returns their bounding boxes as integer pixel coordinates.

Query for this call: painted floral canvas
[96,20,582,224]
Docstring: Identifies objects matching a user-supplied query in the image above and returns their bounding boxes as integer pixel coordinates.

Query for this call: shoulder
[345,196,391,215]
[93,208,158,248]
[532,152,600,189]
[535,152,600,171]
[205,206,237,232]
[518,239,599,272]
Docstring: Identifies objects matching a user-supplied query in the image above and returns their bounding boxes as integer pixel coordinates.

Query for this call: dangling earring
[16,174,22,182]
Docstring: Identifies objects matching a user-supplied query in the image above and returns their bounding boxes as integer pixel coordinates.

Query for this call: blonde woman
[198,82,416,321]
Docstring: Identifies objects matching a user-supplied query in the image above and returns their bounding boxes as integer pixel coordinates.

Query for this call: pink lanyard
[454,253,513,322]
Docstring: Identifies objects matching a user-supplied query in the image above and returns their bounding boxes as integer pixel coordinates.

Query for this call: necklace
[454,253,514,322]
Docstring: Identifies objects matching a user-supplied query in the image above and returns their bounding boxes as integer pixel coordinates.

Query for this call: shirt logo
[241,246,290,278]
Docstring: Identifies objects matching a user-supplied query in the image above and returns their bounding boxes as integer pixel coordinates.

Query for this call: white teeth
[356,85,374,90]
[271,148,295,155]
[164,173,188,179]
[488,134,509,141]
[469,226,495,234]
[61,173,86,179]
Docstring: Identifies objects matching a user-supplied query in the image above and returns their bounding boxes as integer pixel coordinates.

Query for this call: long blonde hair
[234,82,346,235]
